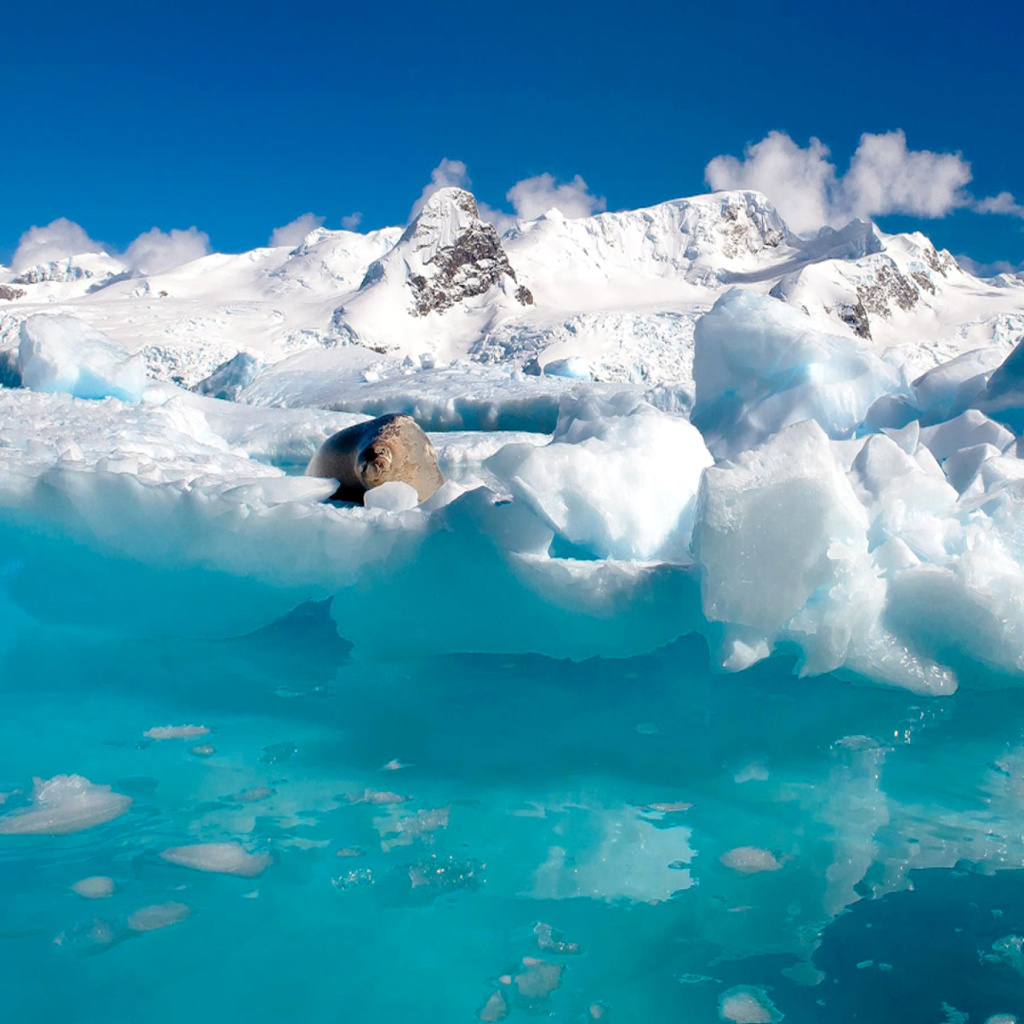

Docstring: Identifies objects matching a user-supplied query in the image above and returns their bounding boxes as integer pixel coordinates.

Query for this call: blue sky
[3,0,1022,268]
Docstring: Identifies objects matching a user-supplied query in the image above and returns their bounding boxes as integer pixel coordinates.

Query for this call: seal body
[305,413,444,504]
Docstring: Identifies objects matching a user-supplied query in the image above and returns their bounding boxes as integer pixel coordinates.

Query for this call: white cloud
[410,158,472,219]
[843,130,972,220]
[705,130,986,235]
[705,133,839,235]
[974,191,1024,218]
[123,227,210,275]
[506,173,606,220]
[270,212,325,247]
[342,212,363,231]
[475,200,517,234]
[12,217,104,272]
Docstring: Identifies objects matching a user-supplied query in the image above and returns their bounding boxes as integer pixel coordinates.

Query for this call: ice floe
[0,775,132,835]
[160,842,272,876]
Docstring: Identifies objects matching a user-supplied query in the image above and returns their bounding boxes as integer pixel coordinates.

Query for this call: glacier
[3,185,1024,1022]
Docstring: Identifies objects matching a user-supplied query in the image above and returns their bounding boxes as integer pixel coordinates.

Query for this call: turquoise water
[2,603,1024,1022]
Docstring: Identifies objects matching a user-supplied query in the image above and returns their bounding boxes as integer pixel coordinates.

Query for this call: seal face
[305,413,444,505]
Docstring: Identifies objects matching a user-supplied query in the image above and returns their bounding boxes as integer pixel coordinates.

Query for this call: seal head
[306,413,444,505]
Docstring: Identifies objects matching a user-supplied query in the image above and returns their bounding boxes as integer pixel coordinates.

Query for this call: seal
[305,413,444,504]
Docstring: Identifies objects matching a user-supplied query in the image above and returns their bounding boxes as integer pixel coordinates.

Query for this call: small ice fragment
[514,958,564,1002]
[363,481,419,511]
[378,807,450,851]
[478,990,508,1022]
[71,876,115,899]
[260,742,297,764]
[534,921,581,954]
[718,986,782,1023]
[229,787,275,804]
[641,801,692,814]
[589,1005,608,1020]
[856,959,873,969]
[144,725,210,740]
[331,867,374,891]
[0,775,132,835]
[634,723,659,735]
[734,762,770,784]
[160,843,271,877]
[54,918,123,956]
[127,901,190,933]
[190,744,216,758]
[242,891,260,899]
[719,847,784,874]
[381,759,410,771]
[781,962,824,986]
[878,963,892,972]
[406,854,483,895]
[335,847,363,858]
[347,789,409,805]
[985,1016,1018,1024]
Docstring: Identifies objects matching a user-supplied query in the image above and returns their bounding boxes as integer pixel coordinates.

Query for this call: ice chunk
[144,724,210,740]
[478,990,508,1022]
[362,481,420,512]
[543,356,592,380]
[126,901,191,932]
[513,958,564,1006]
[919,409,1014,462]
[913,346,1003,422]
[160,842,271,877]
[694,420,873,674]
[0,775,132,834]
[692,289,907,457]
[194,351,262,401]
[18,314,147,402]
[942,443,1002,494]
[71,876,115,899]
[975,335,1024,431]
[719,847,784,874]
[486,393,712,561]
[718,986,782,1023]
[533,920,581,954]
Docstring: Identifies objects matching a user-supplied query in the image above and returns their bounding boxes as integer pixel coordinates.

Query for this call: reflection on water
[2,602,1024,1022]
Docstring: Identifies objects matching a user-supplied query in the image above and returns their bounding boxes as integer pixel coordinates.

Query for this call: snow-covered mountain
[3,186,1023,399]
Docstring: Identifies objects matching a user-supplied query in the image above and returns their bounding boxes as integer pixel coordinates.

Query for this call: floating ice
[542,356,592,380]
[144,724,210,740]
[478,990,508,1022]
[486,392,713,560]
[362,481,420,512]
[0,775,132,835]
[127,902,191,933]
[160,843,272,877]
[719,847,784,874]
[718,986,782,1023]
[71,876,115,899]
[692,289,907,457]
[18,314,147,403]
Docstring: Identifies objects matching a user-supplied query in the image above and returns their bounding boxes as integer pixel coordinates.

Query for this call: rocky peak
[360,187,533,317]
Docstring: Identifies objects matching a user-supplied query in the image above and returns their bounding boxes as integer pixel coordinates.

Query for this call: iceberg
[18,314,147,402]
